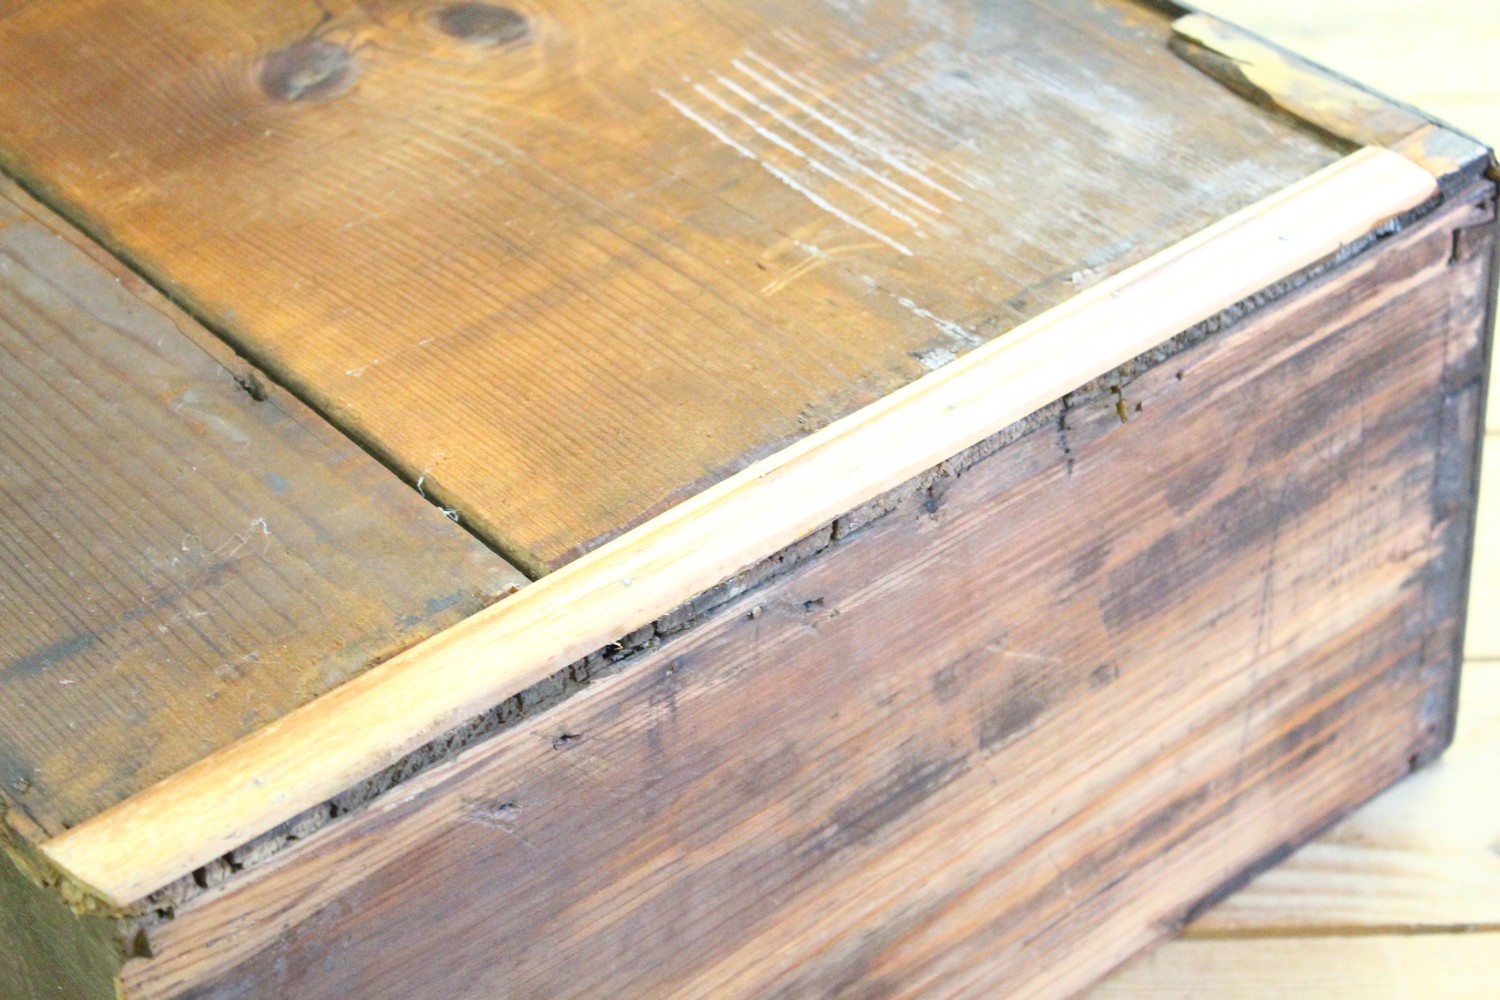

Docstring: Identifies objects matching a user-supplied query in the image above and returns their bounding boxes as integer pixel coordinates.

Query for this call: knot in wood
[429,3,529,47]
[259,39,357,102]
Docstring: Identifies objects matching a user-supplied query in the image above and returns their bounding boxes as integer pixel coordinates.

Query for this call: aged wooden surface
[113,190,1487,999]
[0,187,525,840]
[0,0,1344,571]
[37,149,1436,909]
[1190,0,1500,433]
[1093,2,1500,995]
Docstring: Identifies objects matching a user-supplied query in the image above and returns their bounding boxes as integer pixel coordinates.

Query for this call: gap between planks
[38,147,1439,909]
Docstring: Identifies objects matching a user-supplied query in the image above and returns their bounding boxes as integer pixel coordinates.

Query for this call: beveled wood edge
[1169,11,1498,189]
[34,148,1438,910]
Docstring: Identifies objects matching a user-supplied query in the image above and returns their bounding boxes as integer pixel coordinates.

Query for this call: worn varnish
[112,185,1493,1000]
[0,190,525,837]
[0,0,1342,571]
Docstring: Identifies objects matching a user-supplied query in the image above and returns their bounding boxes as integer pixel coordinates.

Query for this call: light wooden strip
[1090,931,1500,999]
[1187,662,1500,933]
[39,148,1438,908]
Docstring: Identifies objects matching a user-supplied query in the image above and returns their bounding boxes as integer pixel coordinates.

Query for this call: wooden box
[0,2,1494,997]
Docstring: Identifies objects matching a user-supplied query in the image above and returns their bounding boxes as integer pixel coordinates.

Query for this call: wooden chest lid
[0,0,1345,574]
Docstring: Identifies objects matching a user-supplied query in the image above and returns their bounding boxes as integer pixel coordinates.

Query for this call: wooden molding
[38,147,1438,909]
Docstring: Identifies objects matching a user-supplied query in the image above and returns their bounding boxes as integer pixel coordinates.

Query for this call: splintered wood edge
[37,148,1439,909]
[1170,12,1497,188]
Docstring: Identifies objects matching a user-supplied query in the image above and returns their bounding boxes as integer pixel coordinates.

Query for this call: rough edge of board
[1167,11,1498,195]
[16,150,1439,921]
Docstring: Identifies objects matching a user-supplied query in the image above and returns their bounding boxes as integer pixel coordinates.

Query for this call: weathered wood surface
[1193,0,1500,433]
[0,0,1343,571]
[0,188,525,839]
[114,188,1488,1000]
[35,147,1438,910]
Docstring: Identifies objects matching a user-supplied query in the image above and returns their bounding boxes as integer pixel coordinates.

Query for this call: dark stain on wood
[0,835,129,1000]
[1164,448,1228,514]
[977,685,1049,752]
[816,754,971,857]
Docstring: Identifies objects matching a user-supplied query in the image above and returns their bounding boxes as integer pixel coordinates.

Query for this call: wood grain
[1124,5,1500,993]
[0,0,1345,571]
[34,149,1438,909]
[0,189,525,839]
[115,185,1485,999]
[1094,932,1500,999]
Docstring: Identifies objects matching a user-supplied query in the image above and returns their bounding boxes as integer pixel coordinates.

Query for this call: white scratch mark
[863,275,979,348]
[210,517,272,560]
[657,89,912,256]
[914,346,957,370]
[710,72,942,215]
[346,337,435,378]
[691,81,925,230]
[737,52,965,202]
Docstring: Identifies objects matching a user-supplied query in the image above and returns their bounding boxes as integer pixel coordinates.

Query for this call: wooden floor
[1094,2,1500,996]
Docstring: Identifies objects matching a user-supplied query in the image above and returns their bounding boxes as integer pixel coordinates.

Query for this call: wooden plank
[0,0,1347,571]
[32,149,1439,909]
[1092,932,1500,999]
[1188,662,1500,933]
[115,184,1482,999]
[0,187,526,841]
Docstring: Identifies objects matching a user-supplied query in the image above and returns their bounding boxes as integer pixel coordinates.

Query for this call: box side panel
[119,187,1492,999]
